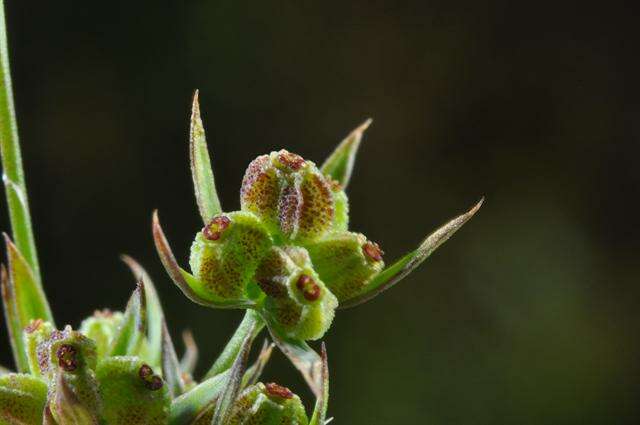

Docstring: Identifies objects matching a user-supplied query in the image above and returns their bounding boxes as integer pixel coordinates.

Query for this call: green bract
[226,383,308,425]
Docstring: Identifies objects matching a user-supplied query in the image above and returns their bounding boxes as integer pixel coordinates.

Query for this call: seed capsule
[305,232,385,302]
[241,150,338,243]
[226,382,309,425]
[23,319,55,377]
[79,310,125,360]
[0,373,48,424]
[256,247,337,341]
[189,211,272,300]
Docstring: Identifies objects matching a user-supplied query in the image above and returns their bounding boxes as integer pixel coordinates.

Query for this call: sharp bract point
[320,118,372,189]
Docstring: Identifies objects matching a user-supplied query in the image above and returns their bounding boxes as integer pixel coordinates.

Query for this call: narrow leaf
[210,322,256,425]
[204,310,265,379]
[320,119,372,188]
[152,210,255,309]
[179,330,198,375]
[169,369,229,425]
[50,372,99,424]
[1,264,28,371]
[241,339,274,388]
[121,255,163,367]
[161,321,186,398]
[2,236,54,372]
[108,281,147,356]
[190,90,222,224]
[339,198,484,309]
[265,321,323,397]
[309,342,329,425]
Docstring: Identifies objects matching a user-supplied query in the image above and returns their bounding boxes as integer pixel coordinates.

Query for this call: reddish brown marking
[265,382,294,399]
[139,364,163,390]
[278,151,306,170]
[329,178,342,191]
[296,274,321,301]
[363,241,384,262]
[56,344,77,371]
[203,215,231,241]
[25,319,43,333]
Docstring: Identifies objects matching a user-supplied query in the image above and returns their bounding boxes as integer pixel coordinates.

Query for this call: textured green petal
[0,373,47,424]
[339,199,483,309]
[152,211,255,309]
[320,119,371,189]
[190,90,222,223]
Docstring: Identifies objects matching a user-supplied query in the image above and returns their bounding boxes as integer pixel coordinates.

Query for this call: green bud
[189,211,272,300]
[227,382,308,425]
[96,356,170,425]
[256,247,337,340]
[79,309,124,360]
[0,373,47,424]
[306,232,385,302]
[240,150,338,243]
[23,319,55,377]
[42,326,101,424]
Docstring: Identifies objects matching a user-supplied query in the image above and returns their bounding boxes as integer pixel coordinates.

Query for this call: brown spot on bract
[56,344,77,371]
[296,274,321,301]
[265,382,294,399]
[139,364,163,390]
[363,241,384,262]
[203,215,231,241]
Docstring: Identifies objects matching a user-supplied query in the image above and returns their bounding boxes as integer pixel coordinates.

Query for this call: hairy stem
[0,0,41,280]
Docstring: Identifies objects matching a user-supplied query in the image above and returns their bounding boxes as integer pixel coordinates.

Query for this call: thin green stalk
[0,0,41,281]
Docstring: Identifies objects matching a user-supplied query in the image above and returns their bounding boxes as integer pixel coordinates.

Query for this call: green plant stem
[0,0,41,281]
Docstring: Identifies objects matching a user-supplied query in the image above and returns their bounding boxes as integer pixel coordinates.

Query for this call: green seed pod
[42,326,101,424]
[0,373,47,424]
[305,232,385,302]
[189,211,273,300]
[256,247,337,340]
[79,309,124,360]
[240,150,337,243]
[96,356,170,425]
[227,382,308,425]
[23,319,55,377]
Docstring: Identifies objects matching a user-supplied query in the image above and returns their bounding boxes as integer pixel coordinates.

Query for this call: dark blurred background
[1,1,638,424]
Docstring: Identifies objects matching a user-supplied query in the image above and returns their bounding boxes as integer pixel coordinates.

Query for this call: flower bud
[240,150,337,243]
[96,356,170,425]
[41,326,101,424]
[226,382,308,425]
[0,373,47,424]
[189,211,272,300]
[79,309,124,360]
[305,232,385,302]
[256,247,337,340]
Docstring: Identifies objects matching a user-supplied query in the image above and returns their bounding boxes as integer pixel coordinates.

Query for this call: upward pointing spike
[320,118,372,189]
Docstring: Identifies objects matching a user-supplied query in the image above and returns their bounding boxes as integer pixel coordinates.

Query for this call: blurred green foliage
[0,1,637,424]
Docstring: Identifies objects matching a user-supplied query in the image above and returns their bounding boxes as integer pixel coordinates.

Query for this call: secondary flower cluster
[188,150,384,341]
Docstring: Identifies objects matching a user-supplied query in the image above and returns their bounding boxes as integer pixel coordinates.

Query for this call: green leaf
[309,342,329,425]
[204,310,265,379]
[190,90,222,224]
[2,236,54,372]
[121,255,163,368]
[265,320,324,398]
[179,330,198,375]
[339,198,484,309]
[49,372,99,425]
[320,119,371,189]
[210,323,256,425]
[108,281,147,356]
[240,339,274,388]
[169,369,230,425]
[152,211,255,309]
[161,321,186,398]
